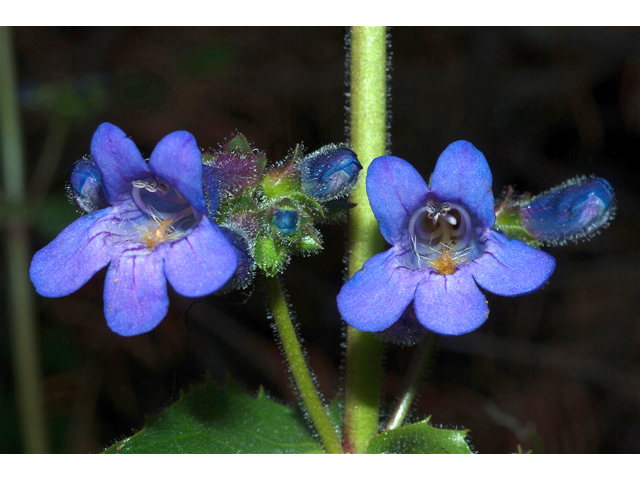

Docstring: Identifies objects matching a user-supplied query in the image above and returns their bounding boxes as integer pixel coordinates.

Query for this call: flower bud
[299,145,361,201]
[272,207,298,236]
[202,133,266,218]
[68,157,109,213]
[520,176,615,245]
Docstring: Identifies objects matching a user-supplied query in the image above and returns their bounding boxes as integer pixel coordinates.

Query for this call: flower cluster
[337,141,556,338]
[207,136,361,278]
[31,124,361,336]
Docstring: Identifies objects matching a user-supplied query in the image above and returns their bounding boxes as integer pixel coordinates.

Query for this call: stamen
[131,176,202,247]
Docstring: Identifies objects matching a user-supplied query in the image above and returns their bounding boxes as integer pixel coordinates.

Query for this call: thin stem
[342,26,388,454]
[29,116,70,203]
[0,26,49,453]
[384,333,438,431]
[264,275,343,454]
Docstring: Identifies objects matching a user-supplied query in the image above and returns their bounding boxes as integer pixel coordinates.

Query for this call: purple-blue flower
[337,141,556,337]
[30,123,238,336]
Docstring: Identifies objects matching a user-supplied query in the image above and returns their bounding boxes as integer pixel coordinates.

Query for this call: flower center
[408,196,480,274]
[131,177,201,250]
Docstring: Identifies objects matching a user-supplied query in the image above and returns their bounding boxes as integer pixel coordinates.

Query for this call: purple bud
[300,145,361,201]
[521,176,615,245]
[272,208,298,236]
[202,146,266,218]
[68,157,109,213]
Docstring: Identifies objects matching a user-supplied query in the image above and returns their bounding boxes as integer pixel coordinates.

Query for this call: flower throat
[408,196,477,274]
[132,177,201,250]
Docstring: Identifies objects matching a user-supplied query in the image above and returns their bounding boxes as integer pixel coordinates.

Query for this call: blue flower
[337,141,556,336]
[30,123,238,336]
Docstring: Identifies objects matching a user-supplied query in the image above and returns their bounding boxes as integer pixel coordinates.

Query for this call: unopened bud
[272,207,298,236]
[520,176,615,245]
[299,145,361,201]
[68,157,109,213]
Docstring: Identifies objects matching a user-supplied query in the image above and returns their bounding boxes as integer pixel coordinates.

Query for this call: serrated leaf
[366,418,472,454]
[104,377,324,454]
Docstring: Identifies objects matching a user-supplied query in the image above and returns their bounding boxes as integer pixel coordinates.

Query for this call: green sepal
[290,225,323,252]
[223,132,253,156]
[494,206,540,247]
[288,193,325,219]
[366,417,473,454]
[103,374,324,454]
[261,168,300,201]
[214,193,259,226]
[254,233,288,277]
[328,395,343,441]
[261,144,305,200]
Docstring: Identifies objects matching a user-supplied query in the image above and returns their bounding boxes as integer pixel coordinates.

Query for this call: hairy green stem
[342,26,388,454]
[264,275,343,454]
[384,333,438,431]
[0,26,49,453]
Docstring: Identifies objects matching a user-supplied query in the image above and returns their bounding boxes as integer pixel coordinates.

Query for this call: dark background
[1,27,638,453]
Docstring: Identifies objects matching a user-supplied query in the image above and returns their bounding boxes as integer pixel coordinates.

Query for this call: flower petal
[429,141,495,228]
[163,216,238,297]
[149,131,207,214]
[104,253,168,336]
[367,156,430,245]
[30,209,111,297]
[471,231,555,296]
[90,123,151,205]
[337,248,418,332]
[414,269,489,336]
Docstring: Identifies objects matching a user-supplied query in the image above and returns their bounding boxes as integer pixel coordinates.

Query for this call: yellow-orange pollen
[428,243,468,275]
[136,215,181,251]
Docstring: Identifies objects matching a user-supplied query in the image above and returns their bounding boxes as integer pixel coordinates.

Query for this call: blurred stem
[264,275,343,454]
[29,116,70,203]
[0,26,49,453]
[343,26,387,454]
[384,333,438,431]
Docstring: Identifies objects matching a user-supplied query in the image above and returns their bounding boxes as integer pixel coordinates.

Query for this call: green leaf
[366,418,472,454]
[104,377,324,454]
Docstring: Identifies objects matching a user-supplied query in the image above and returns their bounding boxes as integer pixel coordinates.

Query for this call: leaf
[104,376,324,454]
[366,418,472,454]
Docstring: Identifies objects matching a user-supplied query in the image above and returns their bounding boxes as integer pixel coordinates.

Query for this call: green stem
[384,333,438,431]
[0,26,49,453]
[264,275,343,454]
[342,26,388,454]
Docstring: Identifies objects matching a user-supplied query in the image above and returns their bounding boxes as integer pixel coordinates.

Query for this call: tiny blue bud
[300,145,361,201]
[68,157,109,213]
[272,208,298,236]
[521,176,615,245]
